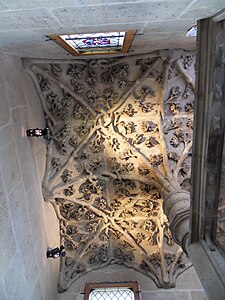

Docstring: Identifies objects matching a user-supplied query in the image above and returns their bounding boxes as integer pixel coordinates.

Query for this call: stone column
[163,190,190,253]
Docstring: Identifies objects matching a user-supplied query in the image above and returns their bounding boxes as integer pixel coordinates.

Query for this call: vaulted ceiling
[25,49,195,291]
[0,0,224,59]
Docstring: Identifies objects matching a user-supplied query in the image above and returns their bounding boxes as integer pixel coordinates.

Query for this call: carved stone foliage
[27,50,195,292]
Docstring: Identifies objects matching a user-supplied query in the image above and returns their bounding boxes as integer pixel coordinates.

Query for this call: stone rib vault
[25,50,195,292]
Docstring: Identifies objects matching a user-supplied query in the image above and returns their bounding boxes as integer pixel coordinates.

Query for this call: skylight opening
[84,282,140,300]
[49,30,136,56]
[61,32,126,53]
[89,287,135,300]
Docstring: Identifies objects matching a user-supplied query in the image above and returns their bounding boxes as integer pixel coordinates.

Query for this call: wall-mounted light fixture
[46,245,66,259]
[26,127,49,139]
[186,25,197,37]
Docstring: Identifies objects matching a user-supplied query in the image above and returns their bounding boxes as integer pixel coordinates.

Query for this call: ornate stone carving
[26,50,195,292]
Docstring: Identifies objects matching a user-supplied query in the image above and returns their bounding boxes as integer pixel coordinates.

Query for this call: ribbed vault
[25,49,195,292]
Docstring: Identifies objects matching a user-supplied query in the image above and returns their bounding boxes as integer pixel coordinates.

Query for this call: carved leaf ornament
[26,50,195,292]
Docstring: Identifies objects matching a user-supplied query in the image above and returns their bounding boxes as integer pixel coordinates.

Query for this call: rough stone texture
[0,175,17,275]
[0,56,9,126]
[0,276,6,300]
[57,265,207,300]
[0,53,59,300]
[190,291,208,300]
[141,291,191,300]
[28,51,196,291]
[0,1,224,58]
[0,50,208,300]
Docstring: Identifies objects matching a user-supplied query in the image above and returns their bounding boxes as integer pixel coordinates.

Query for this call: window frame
[48,30,136,56]
[84,282,140,300]
[189,13,225,299]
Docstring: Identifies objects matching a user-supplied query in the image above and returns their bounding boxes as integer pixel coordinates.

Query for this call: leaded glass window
[84,282,140,300]
[48,30,136,56]
[60,32,125,53]
[89,287,134,300]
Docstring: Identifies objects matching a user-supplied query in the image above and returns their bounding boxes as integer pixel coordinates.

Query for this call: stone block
[12,106,35,164]
[3,55,27,108]
[44,202,60,246]
[190,290,208,300]
[37,256,59,300]
[34,21,145,37]
[176,267,203,290]
[0,55,9,127]
[24,262,39,294]
[0,30,37,49]
[20,159,38,191]
[5,38,68,59]
[4,253,28,300]
[0,142,21,194]
[67,265,158,294]
[8,184,32,249]
[29,279,44,300]
[0,0,125,10]
[52,1,190,26]
[0,275,7,300]
[0,9,60,31]
[28,199,47,250]
[8,184,39,281]
[144,19,196,34]
[141,291,191,300]
[0,125,14,149]
[18,231,37,281]
[34,147,46,183]
[0,176,17,276]
[181,0,225,19]
[57,293,78,300]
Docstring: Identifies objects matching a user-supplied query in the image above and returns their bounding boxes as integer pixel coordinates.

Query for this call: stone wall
[0,53,59,300]
[57,265,207,300]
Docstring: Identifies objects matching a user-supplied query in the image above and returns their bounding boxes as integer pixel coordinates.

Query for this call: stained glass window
[49,30,136,56]
[89,287,135,300]
[60,32,126,53]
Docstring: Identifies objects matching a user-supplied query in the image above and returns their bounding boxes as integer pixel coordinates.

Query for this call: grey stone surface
[3,55,27,107]
[8,184,30,242]
[34,147,46,182]
[0,9,60,31]
[0,143,21,193]
[143,19,196,33]
[0,1,223,58]
[0,174,17,276]
[190,290,208,300]
[58,293,78,300]
[0,276,7,300]
[0,53,59,300]
[52,2,190,26]
[12,107,34,165]
[141,291,191,300]
[30,279,44,300]
[4,253,28,300]
[20,159,38,191]
[176,267,204,289]
[0,125,14,149]
[181,0,225,19]
[0,56,9,127]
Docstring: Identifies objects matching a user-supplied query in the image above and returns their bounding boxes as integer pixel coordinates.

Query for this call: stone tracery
[25,50,195,292]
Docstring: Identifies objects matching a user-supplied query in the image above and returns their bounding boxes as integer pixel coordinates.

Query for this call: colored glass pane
[60,32,125,53]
